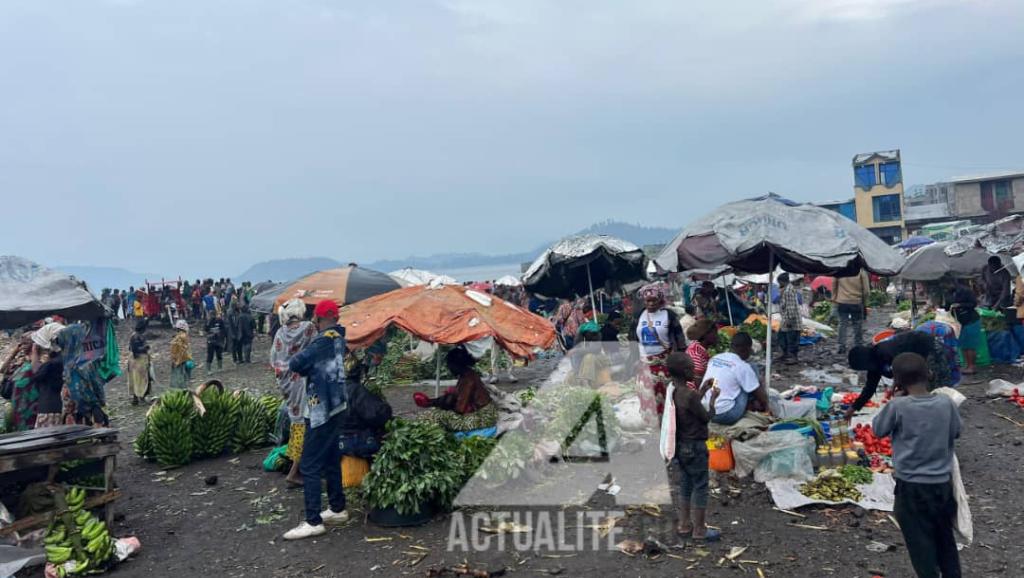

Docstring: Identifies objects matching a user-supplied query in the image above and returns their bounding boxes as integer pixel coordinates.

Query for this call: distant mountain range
[53,221,678,288]
[237,221,679,282]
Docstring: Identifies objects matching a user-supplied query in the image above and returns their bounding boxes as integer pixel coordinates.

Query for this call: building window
[981,181,1014,213]
[879,162,902,187]
[855,164,876,189]
[872,194,902,223]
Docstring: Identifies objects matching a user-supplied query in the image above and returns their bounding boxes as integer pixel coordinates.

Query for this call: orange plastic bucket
[706,435,734,472]
[341,456,370,488]
[873,329,896,344]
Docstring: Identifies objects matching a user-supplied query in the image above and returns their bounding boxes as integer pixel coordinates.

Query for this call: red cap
[313,299,339,319]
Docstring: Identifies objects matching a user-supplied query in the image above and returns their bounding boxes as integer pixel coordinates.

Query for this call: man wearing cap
[284,299,349,540]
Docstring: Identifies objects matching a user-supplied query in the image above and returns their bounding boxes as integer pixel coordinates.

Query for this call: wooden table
[0,425,120,536]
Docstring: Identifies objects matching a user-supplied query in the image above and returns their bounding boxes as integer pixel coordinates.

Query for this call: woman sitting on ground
[414,347,497,432]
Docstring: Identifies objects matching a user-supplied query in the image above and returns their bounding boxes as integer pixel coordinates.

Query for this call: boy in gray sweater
[873,352,961,578]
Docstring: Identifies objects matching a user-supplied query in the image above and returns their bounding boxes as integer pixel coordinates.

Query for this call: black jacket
[338,380,393,435]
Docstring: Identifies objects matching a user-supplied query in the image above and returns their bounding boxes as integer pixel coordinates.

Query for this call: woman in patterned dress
[631,283,684,425]
[270,299,319,487]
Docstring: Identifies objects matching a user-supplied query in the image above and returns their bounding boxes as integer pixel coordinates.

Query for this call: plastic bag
[732,430,810,479]
[754,436,815,483]
[951,454,973,546]
[987,330,1020,364]
[986,379,1020,397]
[614,396,646,431]
[659,385,677,461]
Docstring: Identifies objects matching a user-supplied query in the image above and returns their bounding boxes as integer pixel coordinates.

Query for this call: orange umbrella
[272,266,402,312]
[339,285,556,358]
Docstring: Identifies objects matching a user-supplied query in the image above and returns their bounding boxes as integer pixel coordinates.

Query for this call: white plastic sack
[659,385,676,461]
[766,473,896,512]
[731,430,809,479]
[951,454,973,546]
[986,379,1020,397]
[614,396,646,432]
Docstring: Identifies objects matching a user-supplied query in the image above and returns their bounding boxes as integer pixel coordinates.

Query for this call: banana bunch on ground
[148,390,197,467]
[45,487,116,576]
[135,388,280,466]
[232,392,276,453]
[192,386,239,459]
[799,470,864,502]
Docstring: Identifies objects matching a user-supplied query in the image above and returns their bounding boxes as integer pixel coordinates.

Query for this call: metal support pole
[765,253,775,390]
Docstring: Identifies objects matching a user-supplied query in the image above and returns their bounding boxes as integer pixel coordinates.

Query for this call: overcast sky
[2,0,1022,277]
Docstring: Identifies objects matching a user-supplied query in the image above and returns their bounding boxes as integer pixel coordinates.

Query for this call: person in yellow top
[169,320,193,389]
[133,290,145,319]
[833,270,871,354]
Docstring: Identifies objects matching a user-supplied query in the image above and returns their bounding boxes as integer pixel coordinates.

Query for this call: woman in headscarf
[630,283,684,424]
[28,323,66,428]
[270,298,319,487]
[127,319,152,405]
[685,320,718,390]
[169,320,193,389]
[1,326,63,430]
[414,346,497,432]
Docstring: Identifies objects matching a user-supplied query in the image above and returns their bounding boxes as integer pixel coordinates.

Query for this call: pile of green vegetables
[362,419,505,515]
[867,289,890,307]
[707,330,733,356]
[811,302,834,326]
[799,469,864,502]
[838,464,873,485]
[530,386,621,457]
[740,320,768,343]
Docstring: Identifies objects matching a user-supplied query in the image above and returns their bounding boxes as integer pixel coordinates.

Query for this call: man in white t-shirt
[699,332,770,425]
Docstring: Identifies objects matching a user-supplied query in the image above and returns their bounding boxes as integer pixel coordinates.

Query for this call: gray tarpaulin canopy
[522,234,648,306]
[653,194,905,390]
[249,281,290,314]
[899,242,1016,282]
[0,256,107,329]
[654,194,905,276]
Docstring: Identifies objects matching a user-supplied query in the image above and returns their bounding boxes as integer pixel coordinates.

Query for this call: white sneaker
[321,509,350,526]
[487,375,499,384]
[507,374,518,383]
[283,521,326,540]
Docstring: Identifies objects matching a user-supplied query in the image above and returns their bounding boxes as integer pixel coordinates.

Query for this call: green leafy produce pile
[897,300,912,312]
[362,419,465,515]
[811,302,834,325]
[367,330,455,387]
[981,314,1007,334]
[740,321,768,343]
[867,289,889,307]
[531,386,621,457]
[838,464,873,485]
[707,330,733,356]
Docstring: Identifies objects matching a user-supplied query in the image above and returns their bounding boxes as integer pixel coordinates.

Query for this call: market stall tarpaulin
[0,256,108,329]
[523,234,647,313]
[899,241,1016,281]
[339,284,556,359]
[271,266,402,312]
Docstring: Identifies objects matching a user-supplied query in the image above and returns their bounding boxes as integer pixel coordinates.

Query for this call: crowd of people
[7,266,999,576]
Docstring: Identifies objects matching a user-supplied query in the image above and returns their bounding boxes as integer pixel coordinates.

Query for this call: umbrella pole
[587,263,598,319]
[721,277,734,326]
[765,252,774,391]
[911,283,917,327]
[435,346,441,397]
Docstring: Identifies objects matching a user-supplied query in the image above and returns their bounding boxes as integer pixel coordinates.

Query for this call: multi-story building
[947,171,1024,223]
[852,150,906,243]
[815,199,857,221]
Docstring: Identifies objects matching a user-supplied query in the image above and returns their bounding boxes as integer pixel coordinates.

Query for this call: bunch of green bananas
[231,392,272,453]
[148,390,197,467]
[799,470,864,502]
[192,386,239,459]
[44,488,116,576]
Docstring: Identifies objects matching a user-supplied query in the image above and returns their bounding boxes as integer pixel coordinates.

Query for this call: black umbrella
[522,234,647,312]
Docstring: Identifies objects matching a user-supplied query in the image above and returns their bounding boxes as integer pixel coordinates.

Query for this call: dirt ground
[24,308,1024,577]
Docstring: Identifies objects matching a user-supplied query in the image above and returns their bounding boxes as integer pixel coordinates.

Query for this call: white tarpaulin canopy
[494,275,522,287]
[389,268,456,286]
[0,256,108,329]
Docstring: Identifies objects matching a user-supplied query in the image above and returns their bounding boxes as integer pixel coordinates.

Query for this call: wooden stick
[994,413,1024,427]
[0,489,121,536]
[772,507,807,519]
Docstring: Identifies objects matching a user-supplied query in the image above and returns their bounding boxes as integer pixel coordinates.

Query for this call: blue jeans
[778,330,800,357]
[711,389,749,426]
[301,413,345,525]
[676,440,709,508]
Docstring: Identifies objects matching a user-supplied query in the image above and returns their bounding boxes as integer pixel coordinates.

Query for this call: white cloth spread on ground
[766,473,896,512]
